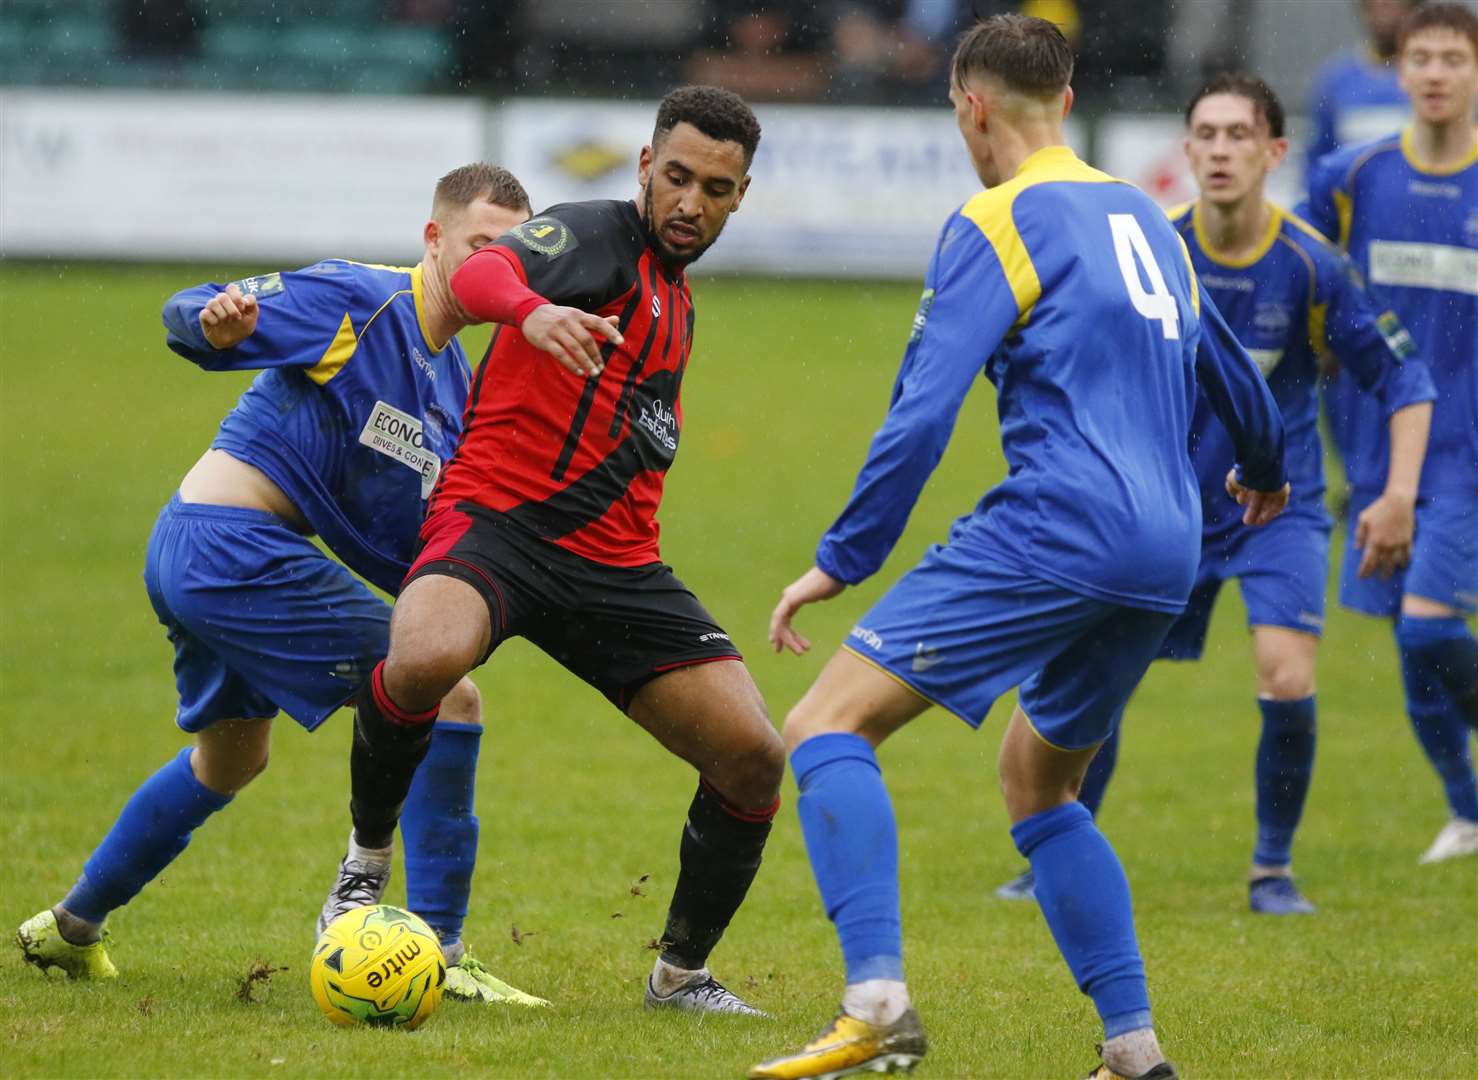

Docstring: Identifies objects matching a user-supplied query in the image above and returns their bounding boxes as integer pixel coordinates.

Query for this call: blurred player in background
[754,17,1288,1080]
[1308,0,1421,163]
[995,74,1435,914]
[17,164,547,1006]
[320,86,786,1016]
[1303,2,1478,864]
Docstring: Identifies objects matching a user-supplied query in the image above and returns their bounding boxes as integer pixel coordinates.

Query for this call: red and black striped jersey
[430,199,695,567]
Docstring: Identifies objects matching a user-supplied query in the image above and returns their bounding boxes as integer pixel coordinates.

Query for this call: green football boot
[17,909,118,980]
[442,947,550,1007]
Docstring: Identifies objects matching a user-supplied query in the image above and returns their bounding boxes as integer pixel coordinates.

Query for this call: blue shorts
[143,496,391,733]
[1159,511,1330,660]
[1339,488,1478,618]
[843,543,1176,751]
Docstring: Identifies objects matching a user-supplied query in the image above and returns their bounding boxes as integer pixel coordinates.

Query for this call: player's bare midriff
[177,448,312,532]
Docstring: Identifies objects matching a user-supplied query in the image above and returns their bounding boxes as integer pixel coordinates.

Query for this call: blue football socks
[64,747,233,925]
[1077,725,1120,819]
[402,721,482,950]
[1011,801,1151,1040]
[1397,618,1478,821]
[1253,696,1317,867]
[792,733,903,984]
[1398,615,1478,730]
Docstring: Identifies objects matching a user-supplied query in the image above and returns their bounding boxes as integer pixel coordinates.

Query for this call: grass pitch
[2,263,1474,1078]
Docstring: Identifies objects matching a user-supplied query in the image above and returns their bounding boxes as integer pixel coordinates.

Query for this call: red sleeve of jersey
[450,246,550,327]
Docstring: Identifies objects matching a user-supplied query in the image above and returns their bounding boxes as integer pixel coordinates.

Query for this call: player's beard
[643,183,725,269]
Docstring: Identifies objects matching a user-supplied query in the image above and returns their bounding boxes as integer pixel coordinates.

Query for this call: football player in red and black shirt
[322,86,783,1015]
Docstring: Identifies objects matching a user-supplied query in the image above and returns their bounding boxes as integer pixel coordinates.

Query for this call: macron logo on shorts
[850,625,884,651]
[911,642,941,672]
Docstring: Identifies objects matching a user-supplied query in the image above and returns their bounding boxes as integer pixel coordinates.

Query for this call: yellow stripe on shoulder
[1280,207,1335,247]
[1165,201,1193,224]
[306,312,358,386]
[344,260,417,274]
[958,146,1122,327]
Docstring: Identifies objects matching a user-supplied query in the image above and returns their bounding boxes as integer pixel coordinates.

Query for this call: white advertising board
[1096,113,1308,212]
[496,98,1087,278]
[0,90,485,264]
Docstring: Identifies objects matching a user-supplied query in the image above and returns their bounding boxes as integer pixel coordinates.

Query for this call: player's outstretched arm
[449,246,620,377]
[769,567,846,655]
[1195,293,1289,524]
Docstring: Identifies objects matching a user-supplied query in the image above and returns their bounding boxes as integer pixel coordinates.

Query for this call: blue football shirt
[815,146,1286,614]
[1303,130,1478,496]
[162,260,472,594]
[1306,51,1408,165]
[1170,201,1435,539]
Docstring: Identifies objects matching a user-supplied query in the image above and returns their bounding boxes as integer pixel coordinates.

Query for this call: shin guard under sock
[1397,620,1478,821]
[1253,696,1317,867]
[402,721,482,948]
[65,747,233,925]
[350,661,437,850]
[658,778,777,971]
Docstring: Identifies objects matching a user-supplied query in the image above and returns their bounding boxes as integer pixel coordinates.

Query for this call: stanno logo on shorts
[850,625,884,651]
[911,642,941,672]
[698,631,730,643]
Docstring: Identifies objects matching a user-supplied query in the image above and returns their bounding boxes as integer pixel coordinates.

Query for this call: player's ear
[730,174,752,213]
[423,219,441,255]
[638,144,655,187]
[1060,85,1074,121]
[1266,136,1290,173]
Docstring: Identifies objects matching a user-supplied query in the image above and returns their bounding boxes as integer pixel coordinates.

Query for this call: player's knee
[383,638,472,710]
[439,676,482,727]
[1256,656,1315,700]
[711,724,785,807]
[782,694,851,753]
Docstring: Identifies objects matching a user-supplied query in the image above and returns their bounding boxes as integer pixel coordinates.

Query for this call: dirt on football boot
[644,967,767,1016]
[16,909,117,980]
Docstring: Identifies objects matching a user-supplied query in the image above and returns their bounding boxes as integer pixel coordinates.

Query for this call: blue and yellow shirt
[1303,129,1478,495]
[816,146,1286,614]
[1170,201,1435,539]
[162,260,472,594]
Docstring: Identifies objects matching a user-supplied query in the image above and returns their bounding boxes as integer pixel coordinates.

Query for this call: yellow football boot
[16,909,117,980]
[749,1008,927,1080]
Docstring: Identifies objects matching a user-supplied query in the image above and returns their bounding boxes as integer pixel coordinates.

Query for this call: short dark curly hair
[1185,73,1286,139]
[653,85,762,169]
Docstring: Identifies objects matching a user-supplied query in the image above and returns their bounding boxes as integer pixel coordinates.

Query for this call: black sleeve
[490,200,644,312]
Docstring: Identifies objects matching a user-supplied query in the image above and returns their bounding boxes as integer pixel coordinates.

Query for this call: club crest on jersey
[358,400,441,499]
[229,272,284,298]
[512,217,579,258]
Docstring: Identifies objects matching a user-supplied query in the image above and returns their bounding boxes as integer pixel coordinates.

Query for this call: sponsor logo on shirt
[850,625,884,651]
[1407,179,1463,200]
[358,399,441,499]
[909,288,935,343]
[1200,274,1255,293]
[637,398,678,452]
[1369,240,1478,296]
[411,345,435,380]
[512,216,579,258]
[1376,311,1417,359]
[911,642,941,672]
[1253,301,1291,336]
[229,272,284,298]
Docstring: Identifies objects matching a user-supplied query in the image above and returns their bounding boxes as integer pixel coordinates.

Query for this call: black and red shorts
[406,502,743,710]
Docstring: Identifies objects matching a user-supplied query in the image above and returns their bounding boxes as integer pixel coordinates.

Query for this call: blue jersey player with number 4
[1304,2,1478,865]
[995,74,1436,916]
[17,165,546,1007]
[752,17,1288,1080]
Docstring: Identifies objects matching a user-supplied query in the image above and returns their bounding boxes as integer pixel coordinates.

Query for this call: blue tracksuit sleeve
[815,220,1019,585]
[1320,253,1437,416]
[162,264,357,372]
[1194,291,1288,493]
